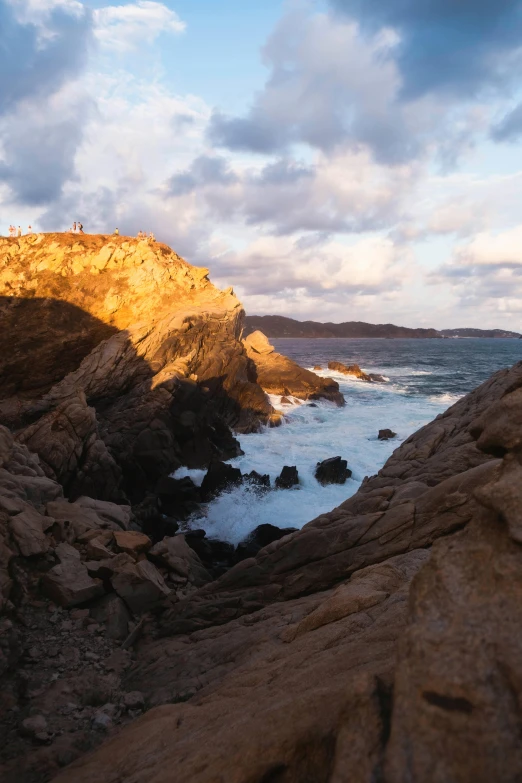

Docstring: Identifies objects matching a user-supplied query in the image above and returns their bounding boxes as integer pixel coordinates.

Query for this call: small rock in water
[280,396,292,405]
[244,470,270,489]
[275,466,299,489]
[315,456,352,486]
[201,460,242,500]
[313,365,322,371]
[378,429,397,441]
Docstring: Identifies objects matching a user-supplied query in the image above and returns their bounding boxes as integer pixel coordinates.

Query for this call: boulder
[244,332,345,406]
[313,365,323,371]
[149,535,212,586]
[244,470,270,489]
[8,503,50,556]
[236,523,298,560]
[378,429,397,441]
[113,530,151,557]
[111,560,171,614]
[328,361,371,381]
[200,460,242,501]
[41,542,105,607]
[315,456,352,486]
[90,594,131,640]
[275,466,299,489]
[155,475,201,518]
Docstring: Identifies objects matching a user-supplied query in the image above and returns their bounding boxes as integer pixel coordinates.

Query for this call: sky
[1,0,522,329]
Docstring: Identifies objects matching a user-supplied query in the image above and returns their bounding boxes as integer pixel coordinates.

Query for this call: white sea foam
[176,372,452,544]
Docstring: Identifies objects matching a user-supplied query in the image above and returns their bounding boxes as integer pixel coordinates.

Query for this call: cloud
[491,101,522,141]
[93,1,185,51]
[0,82,92,204]
[165,148,421,236]
[168,154,238,196]
[210,233,411,302]
[328,0,522,99]
[430,226,522,321]
[208,7,495,166]
[0,0,93,115]
[209,9,412,162]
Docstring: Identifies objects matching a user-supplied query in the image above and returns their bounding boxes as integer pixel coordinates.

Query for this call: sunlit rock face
[0,233,275,501]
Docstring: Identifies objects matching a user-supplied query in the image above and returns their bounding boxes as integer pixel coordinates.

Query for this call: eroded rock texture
[0,234,278,502]
[50,361,522,783]
[244,330,345,406]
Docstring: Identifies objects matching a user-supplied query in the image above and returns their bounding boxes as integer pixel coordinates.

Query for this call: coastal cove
[179,337,522,543]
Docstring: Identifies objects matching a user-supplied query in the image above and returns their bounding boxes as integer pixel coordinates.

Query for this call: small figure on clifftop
[113,227,119,235]
[17,226,22,237]
[148,231,155,243]
[78,222,84,233]
[8,225,15,237]
[27,225,32,234]
[72,222,77,232]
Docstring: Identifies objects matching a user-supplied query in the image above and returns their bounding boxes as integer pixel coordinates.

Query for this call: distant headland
[244,315,521,339]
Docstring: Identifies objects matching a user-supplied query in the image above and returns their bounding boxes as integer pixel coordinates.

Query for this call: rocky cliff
[0,234,280,503]
[2,232,522,782]
[38,359,522,783]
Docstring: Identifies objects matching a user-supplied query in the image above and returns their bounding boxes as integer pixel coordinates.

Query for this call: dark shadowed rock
[235,523,298,561]
[41,543,105,608]
[315,456,352,485]
[90,594,131,641]
[275,466,299,489]
[378,429,397,441]
[200,460,242,501]
[244,470,270,489]
[155,475,201,519]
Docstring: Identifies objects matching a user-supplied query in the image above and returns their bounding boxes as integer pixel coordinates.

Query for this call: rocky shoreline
[1,234,522,782]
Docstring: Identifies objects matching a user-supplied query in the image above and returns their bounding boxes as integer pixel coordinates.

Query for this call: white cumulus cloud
[94,1,185,51]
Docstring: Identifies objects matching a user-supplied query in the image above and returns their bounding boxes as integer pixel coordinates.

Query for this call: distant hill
[244,315,521,339]
[440,328,521,339]
[244,315,441,339]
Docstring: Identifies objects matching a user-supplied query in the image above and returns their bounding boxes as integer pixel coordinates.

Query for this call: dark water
[272,337,522,398]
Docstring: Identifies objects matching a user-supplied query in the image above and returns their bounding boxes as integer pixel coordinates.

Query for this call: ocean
[178,338,522,544]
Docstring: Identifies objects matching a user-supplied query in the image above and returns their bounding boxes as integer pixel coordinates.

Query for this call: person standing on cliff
[113,227,119,235]
[78,222,84,233]
[17,226,22,237]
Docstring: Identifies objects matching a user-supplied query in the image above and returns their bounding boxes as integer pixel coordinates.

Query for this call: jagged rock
[184,534,236,574]
[200,460,242,501]
[244,470,270,489]
[84,536,114,561]
[148,535,212,586]
[313,365,322,371]
[41,543,105,607]
[315,456,352,486]
[46,499,125,541]
[244,331,345,406]
[90,594,131,641]
[155,475,201,518]
[236,523,298,561]
[7,503,50,556]
[113,531,151,557]
[16,392,122,503]
[111,559,170,614]
[328,361,372,381]
[275,465,299,489]
[280,396,292,405]
[378,429,397,440]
